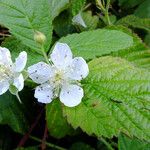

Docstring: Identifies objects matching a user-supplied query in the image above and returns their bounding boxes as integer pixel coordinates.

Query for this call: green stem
[29,135,67,150]
[99,137,114,150]
[96,0,105,12]
[16,93,22,103]
[97,0,111,25]
[41,46,50,64]
[105,0,111,25]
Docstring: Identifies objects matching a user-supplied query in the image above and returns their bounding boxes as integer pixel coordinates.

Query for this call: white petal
[13,74,24,91]
[0,47,12,66]
[72,13,87,28]
[28,62,53,84]
[34,83,54,104]
[0,80,9,95]
[14,51,27,72]
[60,84,83,107]
[50,42,73,68]
[67,57,89,80]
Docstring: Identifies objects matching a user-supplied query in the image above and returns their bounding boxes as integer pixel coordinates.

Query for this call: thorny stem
[29,135,67,150]
[99,137,114,150]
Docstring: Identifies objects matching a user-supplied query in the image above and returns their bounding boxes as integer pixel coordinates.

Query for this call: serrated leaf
[116,15,150,32]
[110,25,150,70]
[2,37,44,67]
[0,0,52,52]
[63,56,150,141]
[134,0,150,18]
[71,0,86,16]
[58,29,133,59]
[118,133,150,150]
[0,92,28,133]
[46,100,73,139]
[50,0,69,20]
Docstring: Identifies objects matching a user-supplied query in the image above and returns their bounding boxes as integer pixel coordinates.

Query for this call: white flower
[0,47,27,95]
[28,42,89,107]
[72,13,87,28]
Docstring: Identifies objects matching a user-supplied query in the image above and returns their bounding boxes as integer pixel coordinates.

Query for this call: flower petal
[34,83,54,103]
[0,80,9,95]
[50,42,73,68]
[13,74,24,91]
[67,57,89,80]
[60,84,83,107]
[28,62,53,84]
[72,13,87,28]
[0,47,12,66]
[14,51,27,72]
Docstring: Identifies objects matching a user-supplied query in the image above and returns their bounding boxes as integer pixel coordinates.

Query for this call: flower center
[0,64,13,82]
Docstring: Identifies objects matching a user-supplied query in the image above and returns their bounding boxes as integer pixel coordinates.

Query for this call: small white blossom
[0,47,27,95]
[72,12,87,28]
[28,42,89,107]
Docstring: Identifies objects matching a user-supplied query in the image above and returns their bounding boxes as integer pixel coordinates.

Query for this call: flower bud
[34,31,46,45]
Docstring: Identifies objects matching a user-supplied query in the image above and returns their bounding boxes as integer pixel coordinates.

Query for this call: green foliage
[63,56,150,141]
[144,33,150,47]
[110,26,150,70]
[58,29,133,59]
[50,0,69,20]
[53,10,76,37]
[2,38,45,67]
[118,133,150,150]
[118,0,144,8]
[0,0,52,52]
[46,100,73,139]
[0,92,28,133]
[117,15,150,32]
[0,0,150,148]
[77,11,99,31]
[134,0,150,18]
[71,0,86,16]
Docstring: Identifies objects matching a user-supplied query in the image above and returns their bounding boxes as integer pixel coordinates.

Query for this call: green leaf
[134,0,150,18]
[0,92,28,133]
[0,0,52,52]
[110,25,150,70]
[46,100,73,139]
[63,56,150,141]
[118,0,144,8]
[114,43,150,70]
[57,29,133,59]
[71,0,86,16]
[2,37,44,67]
[118,133,150,150]
[144,33,150,47]
[116,15,150,32]
[75,11,99,31]
[50,0,69,20]
[53,10,76,37]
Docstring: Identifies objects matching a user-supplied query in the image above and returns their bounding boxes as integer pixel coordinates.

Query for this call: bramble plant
[0,0,150,149]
